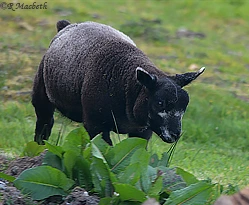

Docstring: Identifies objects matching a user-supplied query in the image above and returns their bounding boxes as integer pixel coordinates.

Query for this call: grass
[1,0,249,195]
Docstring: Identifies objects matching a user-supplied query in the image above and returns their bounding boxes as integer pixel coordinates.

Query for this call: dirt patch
[0,153,99,205]
[5,153,44,177]
[63,187,100,205]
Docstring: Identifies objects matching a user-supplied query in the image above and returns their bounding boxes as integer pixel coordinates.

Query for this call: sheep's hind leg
[34,110,54,144]
[32,94,55,145]
[32,60,55,144]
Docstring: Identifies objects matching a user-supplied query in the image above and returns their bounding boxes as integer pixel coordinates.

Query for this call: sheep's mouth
[157,127,181,143]
[159,133,176,143]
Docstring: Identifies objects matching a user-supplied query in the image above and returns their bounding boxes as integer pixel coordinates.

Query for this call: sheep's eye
[158,101,163,107]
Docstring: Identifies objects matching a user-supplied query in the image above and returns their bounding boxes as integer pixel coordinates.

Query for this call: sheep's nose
[160,127,176,143]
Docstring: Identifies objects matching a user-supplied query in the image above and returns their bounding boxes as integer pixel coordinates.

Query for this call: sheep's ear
[170,67,205,87]
[56,20,71,32]
[136,67,157,90]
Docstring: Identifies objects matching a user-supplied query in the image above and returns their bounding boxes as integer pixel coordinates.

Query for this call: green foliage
[13,166,74,200]
[0,172,16,183]
[114,183,147,202]
[105,138,147,173]
[164,182,214,205]
[62,126,90,153]
[91,156,113,197]
[21,141,45,157]
[72,155,92,189]
[43,150,64,171]
[150,152,170,168]
[176,167,199,186]
[1,0,249,191]
[13,128,218,204]
[1,0,249,202]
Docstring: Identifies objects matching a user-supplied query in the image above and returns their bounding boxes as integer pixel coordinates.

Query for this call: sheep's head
[136,67,205,143]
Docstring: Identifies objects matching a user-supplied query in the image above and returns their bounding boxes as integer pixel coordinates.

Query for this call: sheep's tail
[56,20,71,32]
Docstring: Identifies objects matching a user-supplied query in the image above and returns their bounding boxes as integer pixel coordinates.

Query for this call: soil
[0,152,100,205]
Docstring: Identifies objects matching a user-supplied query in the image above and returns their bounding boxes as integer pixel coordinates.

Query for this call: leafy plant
[0,172,15,183]
[21,141,45,157]
[164,181,214,205]
[9,127,216,204]
[14,166,74,200]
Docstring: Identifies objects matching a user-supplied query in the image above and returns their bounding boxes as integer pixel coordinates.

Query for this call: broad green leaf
[149,152,170,168]
[113,183,147,202]
[158,152,170,167]
[148,175,163,199]
[99,196,120,205]
[44,141,64,158]
[116,148,151,189]
[117,162,141,185]
[91,143,107,163]
[21,141,45,157]
[0,172,15,182]
[99,197,112,205]
[63,150,78,178]
[72,155,93,190]
[106,138,147,174]
[91,156,113,197]
[131,149,151,193]
[164,181,214,205]
[91,135,110,156]
[62,127,90,154]
[83,145,91,160]
[110,171,118,184]
[14,166,74,200]
[176,167,199,186]
[147,165,158,182]
[42,151,64,171]
[140,166,151,193]
[130,148,150,167]
[142,165,159,194]
[150,153,159,168]
[135,165,157,192]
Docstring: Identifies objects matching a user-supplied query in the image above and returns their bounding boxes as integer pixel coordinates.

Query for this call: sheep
[32,20,205,145]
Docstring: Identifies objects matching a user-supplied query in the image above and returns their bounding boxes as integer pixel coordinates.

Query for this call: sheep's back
[42,22,142,111]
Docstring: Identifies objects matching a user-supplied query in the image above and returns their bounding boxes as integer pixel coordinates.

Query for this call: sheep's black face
[148,83,189,143]
[136,66,205,143]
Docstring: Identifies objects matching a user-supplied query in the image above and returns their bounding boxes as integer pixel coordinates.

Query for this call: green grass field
[1,0,249,193]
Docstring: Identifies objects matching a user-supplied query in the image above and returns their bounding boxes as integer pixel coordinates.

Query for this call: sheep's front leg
[128,129,152,141]
[129,129,152,150]
[83,123,112,145]
[102,131,112,145]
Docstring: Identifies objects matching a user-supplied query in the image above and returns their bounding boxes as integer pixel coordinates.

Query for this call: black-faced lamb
[32,20,205,145]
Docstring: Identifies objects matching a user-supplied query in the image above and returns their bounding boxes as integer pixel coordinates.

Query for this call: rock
[214,187,249,205]
[0,181,7,190]
[64,187,99,205]
[142,198,160,205]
